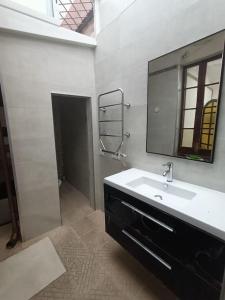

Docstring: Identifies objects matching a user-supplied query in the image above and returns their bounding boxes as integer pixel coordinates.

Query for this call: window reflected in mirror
[147,31,225,163]
[178,56,223,161]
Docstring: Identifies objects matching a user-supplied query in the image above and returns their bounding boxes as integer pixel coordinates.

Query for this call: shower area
[52,94,94,221]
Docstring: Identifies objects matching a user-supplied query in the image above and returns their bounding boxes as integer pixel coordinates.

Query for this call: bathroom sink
[104,168,225,242]
[126,176,196,200]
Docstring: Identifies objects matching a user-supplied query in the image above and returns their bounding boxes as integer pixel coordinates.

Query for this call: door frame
[51,92,95,210]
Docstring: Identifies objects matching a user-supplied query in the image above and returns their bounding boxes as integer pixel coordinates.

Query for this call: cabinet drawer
[105,213,177,289]
[105,213,220,300]
[104,184,184,235]
[104,184,225,288]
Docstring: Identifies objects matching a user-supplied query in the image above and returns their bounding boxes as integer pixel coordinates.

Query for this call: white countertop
[104,168,225,242]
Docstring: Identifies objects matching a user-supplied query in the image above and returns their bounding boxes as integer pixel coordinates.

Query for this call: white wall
[98,0,136,29]
[0,31,97,241]
[95,0,225,209]
[0,0,96,47]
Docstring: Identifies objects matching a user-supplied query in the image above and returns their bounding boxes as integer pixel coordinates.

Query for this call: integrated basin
[126,176,196,200]
[104,168,225,242]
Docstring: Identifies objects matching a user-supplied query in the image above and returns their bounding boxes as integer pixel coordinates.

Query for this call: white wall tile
[95,0,225,210]
[0,32,96,240]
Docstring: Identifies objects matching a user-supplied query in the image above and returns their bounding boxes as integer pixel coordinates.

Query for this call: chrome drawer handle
[122,230,172,270]
[121,201,174,233]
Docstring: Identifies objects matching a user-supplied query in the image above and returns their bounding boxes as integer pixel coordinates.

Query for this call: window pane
[201,134,208,144]
[204,84,219,104]
[202,113,210,125]
[204,107,212,113]
[182,129,194,147]
[202,129,210,134]
[200,96,217,150]
[202,110,217,126]
[184,88,198,108]
[186,66,199,88]
[209,135,214,145]
[205,58,223,84]
[183,109,196,128]
[201,144,208,150]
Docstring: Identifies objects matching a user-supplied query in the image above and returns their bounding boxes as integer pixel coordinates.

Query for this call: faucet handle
[162,162,173,167]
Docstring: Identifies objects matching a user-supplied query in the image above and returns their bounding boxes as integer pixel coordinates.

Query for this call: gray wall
[147,68,178,156]
[54,97,91,199]
[95,0,225,209]
[0,31,96,240]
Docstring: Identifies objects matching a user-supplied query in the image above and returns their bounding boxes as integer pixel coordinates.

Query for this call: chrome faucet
[162,162,173,182]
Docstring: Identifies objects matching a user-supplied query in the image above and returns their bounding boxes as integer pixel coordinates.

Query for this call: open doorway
[51,94,95,224]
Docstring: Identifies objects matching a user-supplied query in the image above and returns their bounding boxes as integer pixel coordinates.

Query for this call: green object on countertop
[186,154,204,161]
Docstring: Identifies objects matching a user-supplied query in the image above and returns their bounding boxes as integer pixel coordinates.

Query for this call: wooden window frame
[200,99,217,150]
[178,54,223,161]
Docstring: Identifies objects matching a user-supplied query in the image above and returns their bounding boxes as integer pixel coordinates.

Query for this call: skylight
[55,0,94,34]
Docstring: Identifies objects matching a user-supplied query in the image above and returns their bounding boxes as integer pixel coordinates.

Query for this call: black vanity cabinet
[104,184,225,300]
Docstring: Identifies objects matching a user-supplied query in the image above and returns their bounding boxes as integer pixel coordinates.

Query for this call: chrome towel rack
[98,88,130,158]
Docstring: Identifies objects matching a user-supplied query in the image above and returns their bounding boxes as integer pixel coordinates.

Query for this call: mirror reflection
[147,31,225,162]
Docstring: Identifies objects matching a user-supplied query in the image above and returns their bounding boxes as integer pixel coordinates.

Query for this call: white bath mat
[0,237,66,300]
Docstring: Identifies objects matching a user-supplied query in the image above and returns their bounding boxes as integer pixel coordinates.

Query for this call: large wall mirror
[147,31,225,163]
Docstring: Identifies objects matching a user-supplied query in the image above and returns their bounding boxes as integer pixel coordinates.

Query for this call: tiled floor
[0,182,177,300]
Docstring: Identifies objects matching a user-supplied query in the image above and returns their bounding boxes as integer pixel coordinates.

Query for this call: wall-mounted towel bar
[98,88,130,158]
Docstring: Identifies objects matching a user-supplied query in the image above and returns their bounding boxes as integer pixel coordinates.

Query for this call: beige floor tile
[95,238,177,300]
[86,210,105,231]
[60,182,94,226]
[70,216,96,237]
[81,228,112,252]
[0,182,177,300]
